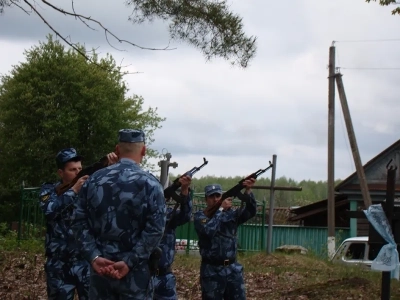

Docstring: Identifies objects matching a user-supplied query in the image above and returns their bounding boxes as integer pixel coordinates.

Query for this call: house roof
[288,194,348,221]
[335,139,400,192]
[265,207,300,225]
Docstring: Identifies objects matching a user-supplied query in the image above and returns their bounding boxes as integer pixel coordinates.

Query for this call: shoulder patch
[41,194,50,202]
[39,182,55,202]
[201,218,207,224]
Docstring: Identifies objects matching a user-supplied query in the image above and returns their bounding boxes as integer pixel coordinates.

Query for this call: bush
[0,222,44,253]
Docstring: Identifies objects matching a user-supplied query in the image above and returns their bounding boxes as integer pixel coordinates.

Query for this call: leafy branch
[126,0,257,68]
[1,0,257,68]
[366,0,400,15]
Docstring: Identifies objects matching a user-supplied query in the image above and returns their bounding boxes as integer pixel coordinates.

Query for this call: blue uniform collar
[119,158,138,166]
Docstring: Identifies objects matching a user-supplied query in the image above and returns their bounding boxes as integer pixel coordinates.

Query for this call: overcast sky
[1,0,400,183]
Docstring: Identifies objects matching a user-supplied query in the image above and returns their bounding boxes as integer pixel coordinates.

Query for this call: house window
[345,243,366,260]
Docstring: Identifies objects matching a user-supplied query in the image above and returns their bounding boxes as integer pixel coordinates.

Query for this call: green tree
[0,34,165,189]
[176,174,343,207]
[366,0,400,15]
[1,0,257,68]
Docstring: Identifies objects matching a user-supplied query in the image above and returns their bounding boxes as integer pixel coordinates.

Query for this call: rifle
[55,155,109,196]
[164,157,208,204]
[203,162,273,218]
[162,158,208,236]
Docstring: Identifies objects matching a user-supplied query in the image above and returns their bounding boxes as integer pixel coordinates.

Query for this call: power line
[337,67,400,70]
[334,38,400,43]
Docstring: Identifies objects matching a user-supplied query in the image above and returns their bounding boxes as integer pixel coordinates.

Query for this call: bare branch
[104,30,126,52]
[71,0,96,31]
[119,57,134,69]
[23,0,89,59]
[41,0,175,51]
[9,0,31,14]
[123,71,143,76]
[22,0,142,76]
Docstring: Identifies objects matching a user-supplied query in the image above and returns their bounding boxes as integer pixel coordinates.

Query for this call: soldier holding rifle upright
[39,148,118,300]
[194,178,257,300]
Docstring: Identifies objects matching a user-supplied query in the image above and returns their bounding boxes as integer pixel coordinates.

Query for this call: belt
[154,266,172,276]
[201,257,236,267]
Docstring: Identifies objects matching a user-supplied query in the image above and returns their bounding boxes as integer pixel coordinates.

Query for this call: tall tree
[0,0,257,68]
[0,34,165,189]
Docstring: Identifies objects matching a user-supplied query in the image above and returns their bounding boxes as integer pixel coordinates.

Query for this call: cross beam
[252,186,302,191]
[252,155,303,254]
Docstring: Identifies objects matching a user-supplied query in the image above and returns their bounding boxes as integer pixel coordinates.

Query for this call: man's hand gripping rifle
[164,157,208,204]
[203,161,273,218]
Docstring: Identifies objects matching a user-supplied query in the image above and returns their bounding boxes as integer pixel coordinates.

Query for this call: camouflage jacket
[39,182,81,259]
[158,195,192,270]
[194,192,257,262]
[71,158,166,269]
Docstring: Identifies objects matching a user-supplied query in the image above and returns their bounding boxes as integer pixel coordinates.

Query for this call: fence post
[261,199,266,250]
[17,182,24,246]
[185,189,195,255]
[267,154,277,254]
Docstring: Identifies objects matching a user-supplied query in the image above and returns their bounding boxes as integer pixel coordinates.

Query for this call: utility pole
[327,43,336,259]
[158,151,178,189]
[335,74,372,209]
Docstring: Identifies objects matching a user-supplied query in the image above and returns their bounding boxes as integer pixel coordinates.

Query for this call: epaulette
[39,182,55,202]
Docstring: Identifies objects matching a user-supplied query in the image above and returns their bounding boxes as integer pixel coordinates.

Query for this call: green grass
[0,222,43,253]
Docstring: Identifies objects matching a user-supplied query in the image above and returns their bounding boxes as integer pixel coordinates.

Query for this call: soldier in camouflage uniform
[71,129,166,300]
[39,148,118,300]
[194,180,257,300]
[153,180,193,300]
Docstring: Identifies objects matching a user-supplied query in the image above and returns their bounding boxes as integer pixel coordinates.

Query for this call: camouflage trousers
[200,262,246,300]
[44,256,90,300]
[89,260,154,300]
[153,272,177,300]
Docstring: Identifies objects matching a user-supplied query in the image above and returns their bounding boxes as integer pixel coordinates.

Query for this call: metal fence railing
[18,188,349,256]
[18,187,45,242]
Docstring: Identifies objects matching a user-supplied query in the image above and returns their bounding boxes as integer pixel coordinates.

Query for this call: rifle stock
[55,156,109,196]
[203,163,273,218]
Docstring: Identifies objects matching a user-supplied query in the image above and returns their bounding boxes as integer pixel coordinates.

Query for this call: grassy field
[1,249,400,299]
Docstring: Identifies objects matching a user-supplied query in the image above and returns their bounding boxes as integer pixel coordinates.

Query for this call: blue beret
[56,148,83,166]
[118,129,145,143]
[204,184,223,197]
